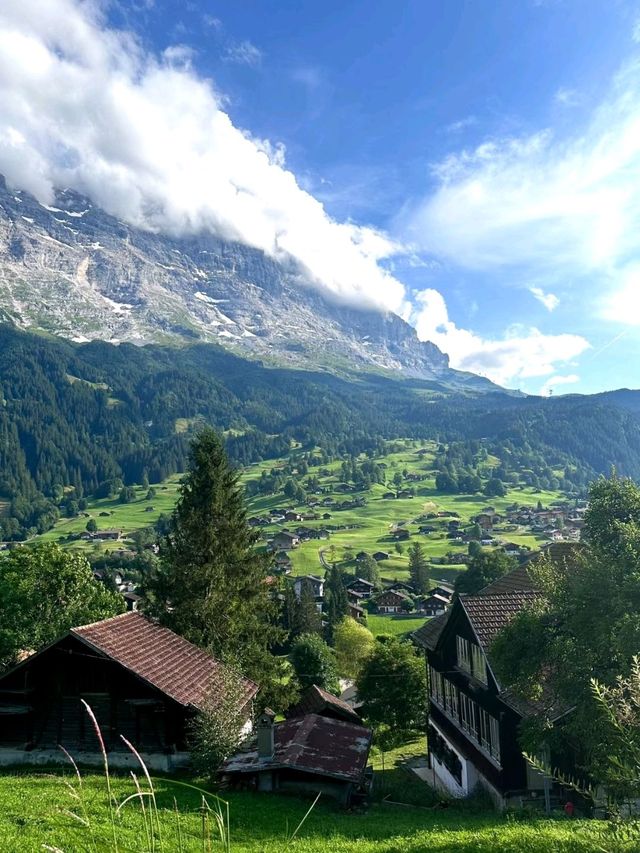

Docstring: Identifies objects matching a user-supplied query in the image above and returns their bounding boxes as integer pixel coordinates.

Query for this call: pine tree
[325,564,349,639]
[408,541,430,593]
[145,428,288,706]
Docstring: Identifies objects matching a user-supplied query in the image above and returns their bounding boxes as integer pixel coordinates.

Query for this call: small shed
[222,710,372,806]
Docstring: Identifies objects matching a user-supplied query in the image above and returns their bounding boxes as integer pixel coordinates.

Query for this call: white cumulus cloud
[411,289,589,387]
[406,62,640,323]
[0,0,407,314]
[539,374,580,396]
[529,286,559,311]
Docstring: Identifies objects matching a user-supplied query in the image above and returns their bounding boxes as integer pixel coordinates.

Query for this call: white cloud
[554,87,580,106]
[412,289,589,387]
[529,286,559,311]
[0,0,407,314]
[539,374,580,396]
[223,39,262,67]
[445,115,477,133]
[602,263,640,324]
[406,62,640,322]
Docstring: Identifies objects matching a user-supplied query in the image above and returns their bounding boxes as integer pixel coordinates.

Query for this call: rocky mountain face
[0,176,493,390]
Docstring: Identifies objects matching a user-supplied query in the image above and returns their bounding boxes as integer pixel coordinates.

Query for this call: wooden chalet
[421,592,450,617]
[293,575,324,599]
[271,531,300,550]
[346,577,375,599]
[374,589,412,613]
[0,613,257,771]
[413,560,573,808]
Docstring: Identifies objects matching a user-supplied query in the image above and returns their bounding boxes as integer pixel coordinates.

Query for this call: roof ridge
[71,610,138,633]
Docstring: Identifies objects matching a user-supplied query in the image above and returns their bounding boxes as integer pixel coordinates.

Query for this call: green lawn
[0,767,621,852]
[366,614,426,639]
[33,439,566,580]
[35,478,183,553]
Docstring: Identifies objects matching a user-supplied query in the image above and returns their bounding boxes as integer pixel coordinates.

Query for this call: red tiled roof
[224,714,372,783]
[72,612,258,712]
[460,591,539,648]
[287,684,363,724]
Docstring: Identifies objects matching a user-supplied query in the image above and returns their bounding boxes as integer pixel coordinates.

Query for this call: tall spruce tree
[325,564,349,639]
[145,428,288,706]
[408,541,430,593]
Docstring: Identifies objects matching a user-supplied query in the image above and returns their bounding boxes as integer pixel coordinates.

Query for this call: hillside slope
[2,326,640,540]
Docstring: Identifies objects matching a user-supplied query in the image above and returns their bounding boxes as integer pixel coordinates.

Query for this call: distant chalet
[0,612,257,770]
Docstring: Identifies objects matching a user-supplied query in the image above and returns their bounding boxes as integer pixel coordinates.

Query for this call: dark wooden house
[413,564,571,808]
[0,612,257,771]
[222,709,372,805]
[346,578,375,599]
[373,589,412,613]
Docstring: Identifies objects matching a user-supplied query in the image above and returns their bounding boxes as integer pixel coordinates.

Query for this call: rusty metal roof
[223,713,372,783]
[72,612,258,712]
[287,684,363,724]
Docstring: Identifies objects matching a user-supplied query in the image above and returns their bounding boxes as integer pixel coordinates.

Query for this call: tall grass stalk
[80,698,119,853]
[52,702,322,852]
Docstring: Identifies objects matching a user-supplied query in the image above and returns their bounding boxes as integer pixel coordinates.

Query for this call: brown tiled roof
[223,714,372,783]
[72,612,258,712]
[412,613,449,650]
[460,591,539,649]
[477,563,538,595]
[287,684,362,724]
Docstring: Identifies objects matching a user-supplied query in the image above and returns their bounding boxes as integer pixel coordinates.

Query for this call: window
[490,716,501,763]
[449,680,459,719]
[456,636,471,672]
[429,724,463,787]
[480,708,491,754]
[460,693,471,732]
[471,644,487,685]
[469,699,480,741]
[458,694,502,765]
[429,666,443,707]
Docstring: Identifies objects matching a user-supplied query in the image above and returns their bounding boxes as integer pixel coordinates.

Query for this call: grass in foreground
[0,768,623,853]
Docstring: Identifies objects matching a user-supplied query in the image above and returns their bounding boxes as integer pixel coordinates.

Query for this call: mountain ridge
[0,175,500,394]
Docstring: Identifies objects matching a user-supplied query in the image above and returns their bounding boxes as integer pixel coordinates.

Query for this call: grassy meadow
[0,753,617,853]
[34,439,565,594]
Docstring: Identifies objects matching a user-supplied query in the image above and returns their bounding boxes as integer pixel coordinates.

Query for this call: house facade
[0,612,257,771]
[374,589,411,613]
[346,578,375,599]
[413,564,570,808]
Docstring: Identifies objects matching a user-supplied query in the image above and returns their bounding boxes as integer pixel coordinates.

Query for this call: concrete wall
[0,748,191,772]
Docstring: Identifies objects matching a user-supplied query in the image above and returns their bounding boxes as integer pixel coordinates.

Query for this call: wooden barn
[0,612,257,770]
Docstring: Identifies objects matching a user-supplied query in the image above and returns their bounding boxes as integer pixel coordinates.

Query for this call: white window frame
[471,644,488,685]
[456,636,471,673]
[460,693,471,732]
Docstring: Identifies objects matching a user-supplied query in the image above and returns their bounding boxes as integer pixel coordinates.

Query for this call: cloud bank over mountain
[0,0,405,314]
[0,0,595,388]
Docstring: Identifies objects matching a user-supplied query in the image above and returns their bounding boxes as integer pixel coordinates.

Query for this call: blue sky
[3,0,640,393]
